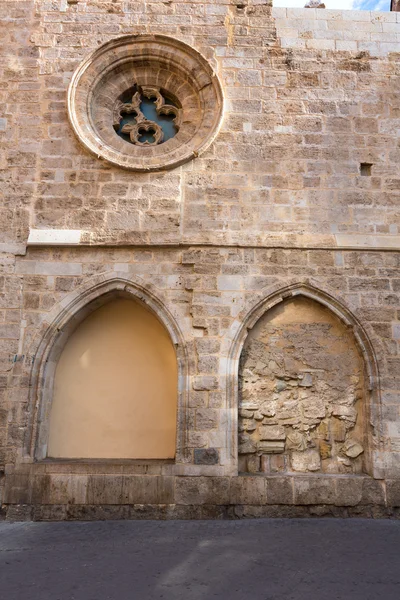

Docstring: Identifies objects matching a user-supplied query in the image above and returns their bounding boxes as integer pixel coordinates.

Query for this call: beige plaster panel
[47,298,178,459]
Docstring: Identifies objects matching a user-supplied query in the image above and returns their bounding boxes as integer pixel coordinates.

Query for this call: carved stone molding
[68,34,224,171]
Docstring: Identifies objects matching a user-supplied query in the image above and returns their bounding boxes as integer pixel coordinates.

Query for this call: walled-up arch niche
[29,277,188,462]
[228,283,382,478]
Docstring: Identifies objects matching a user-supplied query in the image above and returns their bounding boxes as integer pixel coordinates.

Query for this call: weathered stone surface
[260,402,276,417]
[361,479,386,506]
[318,440,332,460]
[0,1,399,519]
[230,476,266,505]
[194,448,219,466]
[291,450,321,473]
[258,441,286,454]
[121,476,174,504]
[4,474,32,505]
[266,477,294,505]
[386,480,400,508]
[87,476,123,505]
[259,425,286,441]
[242,419,256,432]
[175,477,230,506]
[294,477,337,506]
[335,477,363,507]
[239,297,366,475]
[192,376,219,391]
[239,436,257,455]
[247,455,261,473]
[286,431,308,452]
[342,439,364,459]
[299,373,313,388]
[332,406,358,425]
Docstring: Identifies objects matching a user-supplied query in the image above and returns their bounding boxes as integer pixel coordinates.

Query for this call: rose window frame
[67,34,224,172]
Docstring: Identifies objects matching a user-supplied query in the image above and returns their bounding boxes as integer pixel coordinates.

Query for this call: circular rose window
[68,35,224,171]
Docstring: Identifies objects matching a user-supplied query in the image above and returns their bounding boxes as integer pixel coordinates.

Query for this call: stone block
[35,474,88,505]
[386,480,400,507]
[259,425,286,441]
[67,505,132,521]
[121,476,174,504]
[192,376,219,391]
[196,409,218,430]
[175,477,230,505]
[31,474,51,504]
[361,479,386,506]
[33,505,68,521]
[291,449,321,472]
[4,473,32,504]
[166,504,202,520]
[200,505,229,520]
[6,504,34,522]
[335,477,363,506]
[266,476,294,505]
[238,434,257,456]
[261,454,287,474]
[342,439,364,459]
[194,448,219,465]
[86,476,123,505]
[246,455,261,473]
[230,476,266,505]
[258,441,285,454]
[294,477,337,505]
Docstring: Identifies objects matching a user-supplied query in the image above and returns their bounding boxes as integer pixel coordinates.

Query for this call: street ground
[1,518,400,600]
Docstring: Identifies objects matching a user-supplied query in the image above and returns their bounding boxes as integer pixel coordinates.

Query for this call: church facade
[1,0,400,520]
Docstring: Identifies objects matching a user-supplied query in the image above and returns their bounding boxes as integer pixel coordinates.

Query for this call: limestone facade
[1,0,400,520]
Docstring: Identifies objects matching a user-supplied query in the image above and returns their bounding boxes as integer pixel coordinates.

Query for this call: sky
[273,0,390,10]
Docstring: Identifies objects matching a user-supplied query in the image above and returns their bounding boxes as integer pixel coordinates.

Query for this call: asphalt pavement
[1,518,400,600]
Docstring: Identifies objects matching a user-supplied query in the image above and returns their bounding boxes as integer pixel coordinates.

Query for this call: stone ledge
[4,503,400,522]
[3,472,389,510]
[335,234,400,250]
[25,230,400,251]
[27,229,82,246]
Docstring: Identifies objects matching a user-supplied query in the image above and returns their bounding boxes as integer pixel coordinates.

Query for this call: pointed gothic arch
[225,280,383,478]
[25,273,189,463]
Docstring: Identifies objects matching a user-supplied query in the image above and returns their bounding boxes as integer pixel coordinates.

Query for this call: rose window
[68,35,224,172]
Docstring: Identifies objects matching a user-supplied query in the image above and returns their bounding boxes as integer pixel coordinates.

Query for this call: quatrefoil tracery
[113,86,182,146]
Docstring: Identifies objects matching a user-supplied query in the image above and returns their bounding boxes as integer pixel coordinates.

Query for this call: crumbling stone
[239,298,366,475]
[342,439,364,459]
[259,425,286,441]
[291,449,321,472]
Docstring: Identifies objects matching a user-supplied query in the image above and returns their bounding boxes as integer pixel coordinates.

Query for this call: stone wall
[1,0,400,519]
[2,1,400,250]
[273,7,400,54]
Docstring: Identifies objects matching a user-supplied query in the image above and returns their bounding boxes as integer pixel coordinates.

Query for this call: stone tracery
[113,86,182,146]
